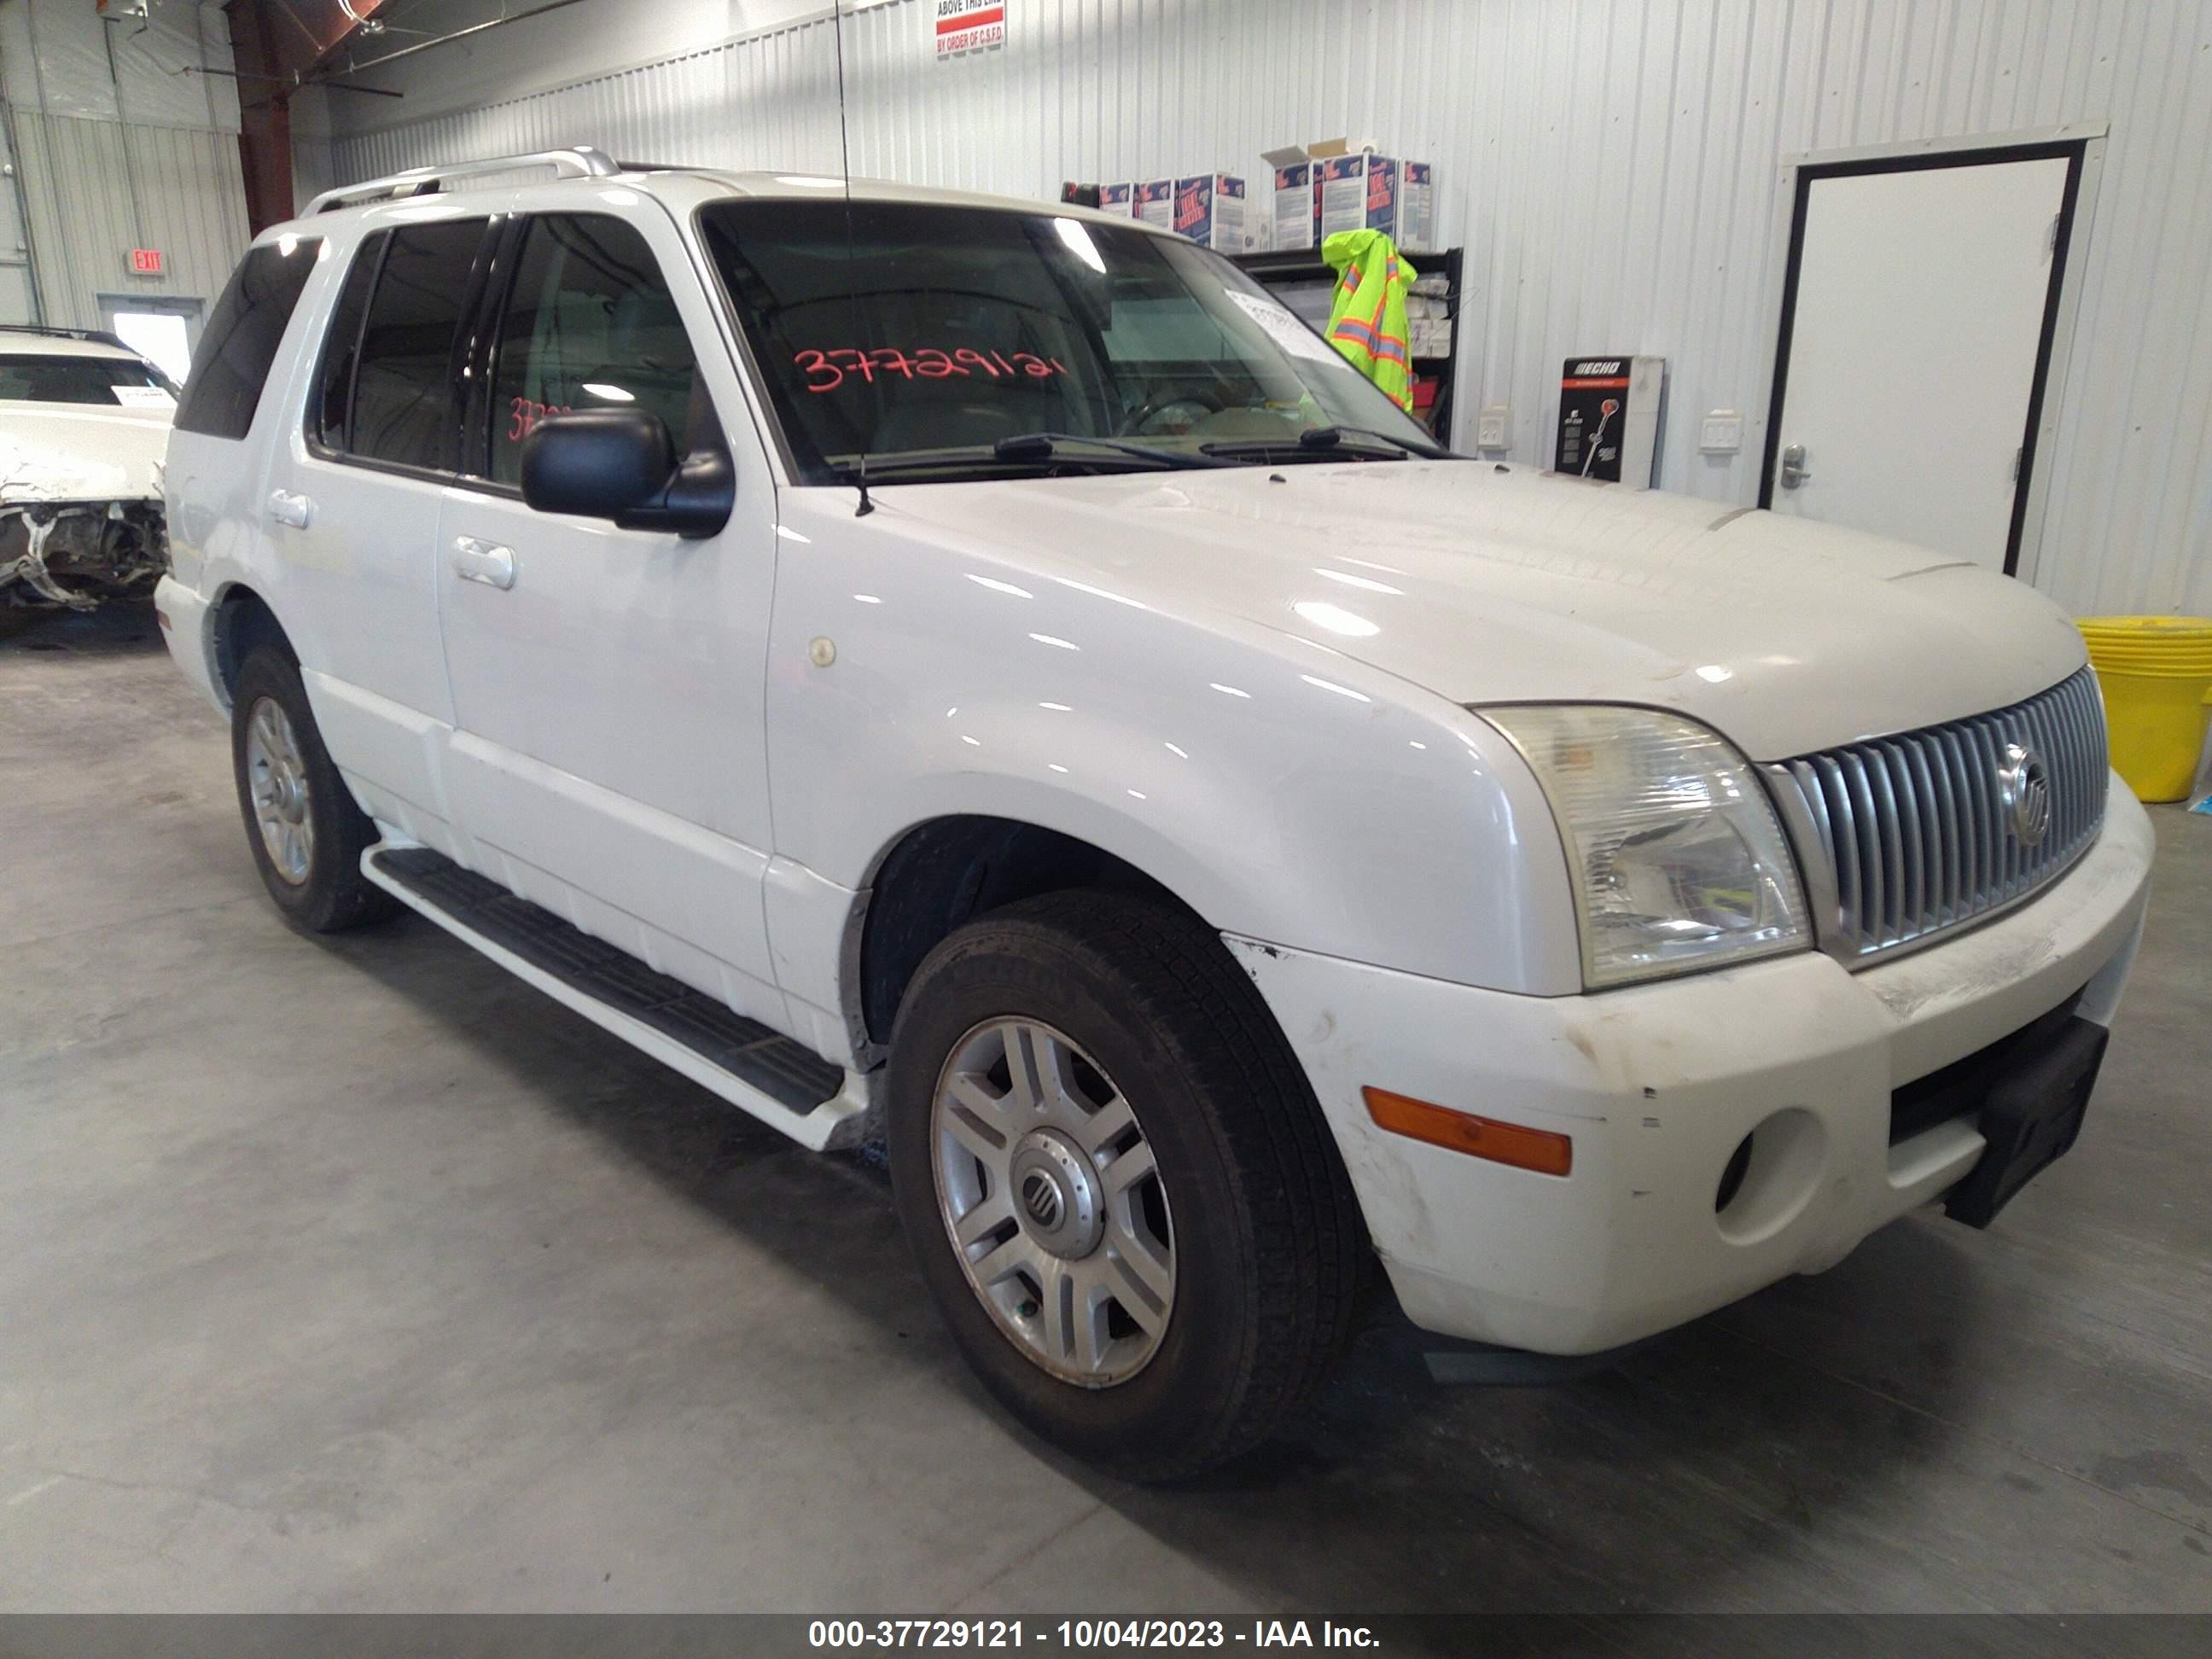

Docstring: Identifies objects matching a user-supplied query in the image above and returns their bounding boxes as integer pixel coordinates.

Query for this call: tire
[229,643,398,934]
[887,890,1367,1480]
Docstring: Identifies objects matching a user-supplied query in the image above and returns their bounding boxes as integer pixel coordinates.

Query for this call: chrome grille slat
[1812,755,1856,934]
[1901,739,1947,929]
[1841,750,1884,950]
[1886,741,1926,936]
[1761,667,2107,965]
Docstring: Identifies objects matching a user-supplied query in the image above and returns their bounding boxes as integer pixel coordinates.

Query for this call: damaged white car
[0,327,175,612]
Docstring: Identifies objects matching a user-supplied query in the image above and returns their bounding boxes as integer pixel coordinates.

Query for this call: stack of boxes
[1071,144,1435,256]
[1406,272,1452,362]
[1257,141,1437,253]
[1090,175,1250,248]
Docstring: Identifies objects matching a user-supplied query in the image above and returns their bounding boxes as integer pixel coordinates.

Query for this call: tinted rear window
[311,230,387,453]
[348,219,488,472]
[173,236,324,439]
[0,354,175,405]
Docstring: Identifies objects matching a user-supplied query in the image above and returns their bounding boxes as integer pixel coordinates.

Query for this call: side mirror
[520,408,734,539]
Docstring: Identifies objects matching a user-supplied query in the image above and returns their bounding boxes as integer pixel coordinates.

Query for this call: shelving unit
[1227,245,1465,444]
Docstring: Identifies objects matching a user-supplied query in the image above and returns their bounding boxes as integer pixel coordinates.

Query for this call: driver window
[488,213,701,486]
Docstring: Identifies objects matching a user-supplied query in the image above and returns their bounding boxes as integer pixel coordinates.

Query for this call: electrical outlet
[1476,405,1510,451]
[1699,410,1743,454]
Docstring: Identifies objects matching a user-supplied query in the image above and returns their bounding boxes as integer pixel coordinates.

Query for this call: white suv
[156,149,2152,1478]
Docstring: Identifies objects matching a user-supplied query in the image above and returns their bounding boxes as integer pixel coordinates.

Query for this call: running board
[361,846,870,1151]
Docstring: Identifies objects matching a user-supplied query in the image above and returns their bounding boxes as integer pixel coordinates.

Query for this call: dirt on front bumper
[0,499,169,610]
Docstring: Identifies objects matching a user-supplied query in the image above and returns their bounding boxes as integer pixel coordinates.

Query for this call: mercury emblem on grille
[1999,742,2053,848]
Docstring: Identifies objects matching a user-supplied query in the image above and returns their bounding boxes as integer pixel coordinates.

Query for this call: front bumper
[1229,774,2154,1355]
[1,498,166,608]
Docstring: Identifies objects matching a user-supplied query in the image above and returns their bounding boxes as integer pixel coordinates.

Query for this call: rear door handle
[451,536,517,590]
[267,490,314,529]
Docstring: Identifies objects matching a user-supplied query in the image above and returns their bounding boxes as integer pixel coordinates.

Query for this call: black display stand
[1226,245,1465,445]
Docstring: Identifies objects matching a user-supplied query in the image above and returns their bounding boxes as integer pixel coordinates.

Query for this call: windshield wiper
[825,440,1214,486]
[993,432,1229,469]
[1200,425,1452,463]
[1298,424,1456,459]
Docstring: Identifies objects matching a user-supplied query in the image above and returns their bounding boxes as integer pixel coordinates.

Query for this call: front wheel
[229,645,398,934]
[886,892,1366,1480]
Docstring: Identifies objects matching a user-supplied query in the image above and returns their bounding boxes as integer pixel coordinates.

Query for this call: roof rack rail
[0,323,134,352]
[304,147,621,216]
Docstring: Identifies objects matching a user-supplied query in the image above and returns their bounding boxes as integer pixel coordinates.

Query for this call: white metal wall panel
[324,0,2212,614]
[0,0,241,131]
[13,114,252,328]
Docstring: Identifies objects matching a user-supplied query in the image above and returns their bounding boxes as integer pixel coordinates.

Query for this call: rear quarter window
[173,236,326,440]
[343,218,490,473]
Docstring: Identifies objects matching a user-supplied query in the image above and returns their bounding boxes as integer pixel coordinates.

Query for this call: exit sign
[128,247,164,276]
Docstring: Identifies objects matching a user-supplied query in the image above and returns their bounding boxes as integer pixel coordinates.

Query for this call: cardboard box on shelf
[1400,161,1436,249]
[1260,146,1318,250]
[1409,317,1453,359]
[1313,143,1398,240]
[1097,183,1135,217]
[1134,179,1174,230]
[1173,173,1248,249]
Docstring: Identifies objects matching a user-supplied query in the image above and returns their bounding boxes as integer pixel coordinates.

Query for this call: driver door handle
[451,536,517,590]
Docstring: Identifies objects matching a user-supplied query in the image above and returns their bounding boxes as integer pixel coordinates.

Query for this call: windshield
[698,198,1443,483]
[0,352,178,407]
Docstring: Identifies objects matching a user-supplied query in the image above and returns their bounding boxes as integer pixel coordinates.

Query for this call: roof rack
[0,324,134,352]
[304,147,621,216]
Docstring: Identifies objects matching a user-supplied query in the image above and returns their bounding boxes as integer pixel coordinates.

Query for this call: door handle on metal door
[451,536,517,590]
[267,490,314,528]
[1779,444,1812,490]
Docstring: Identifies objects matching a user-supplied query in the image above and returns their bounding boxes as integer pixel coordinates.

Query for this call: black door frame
[1759,139,2087,578]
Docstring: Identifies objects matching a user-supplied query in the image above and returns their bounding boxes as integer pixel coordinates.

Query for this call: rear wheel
[887,891,1366,1480]
[230,645,397,933]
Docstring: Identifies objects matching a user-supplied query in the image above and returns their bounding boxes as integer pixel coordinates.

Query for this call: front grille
[1764,667,2107,962]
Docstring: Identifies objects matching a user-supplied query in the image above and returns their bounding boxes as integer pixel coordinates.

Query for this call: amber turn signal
[1361,1086,1574,1177]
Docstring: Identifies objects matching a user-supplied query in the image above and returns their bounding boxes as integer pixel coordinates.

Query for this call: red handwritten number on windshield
[794,348,1070,393]
[507,396,573,441]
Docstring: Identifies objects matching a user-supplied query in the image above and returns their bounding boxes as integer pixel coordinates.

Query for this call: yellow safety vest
[1322,230,1416,410]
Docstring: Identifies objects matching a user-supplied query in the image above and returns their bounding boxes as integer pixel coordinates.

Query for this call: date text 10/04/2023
[795,347,1073,393]
[806,1620,1382,1649]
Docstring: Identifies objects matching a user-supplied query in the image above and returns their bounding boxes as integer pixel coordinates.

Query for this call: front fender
[765,492,1580,996]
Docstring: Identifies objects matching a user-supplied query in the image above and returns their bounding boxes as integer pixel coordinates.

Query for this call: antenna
[830,1,873,517]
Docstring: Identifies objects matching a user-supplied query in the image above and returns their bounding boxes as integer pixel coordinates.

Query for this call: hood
[0,404,169,503]
[872,461,2087,760]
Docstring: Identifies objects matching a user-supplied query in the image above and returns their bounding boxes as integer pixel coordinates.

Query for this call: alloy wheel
[245,696,315,886]
[931,1018,1176,1386]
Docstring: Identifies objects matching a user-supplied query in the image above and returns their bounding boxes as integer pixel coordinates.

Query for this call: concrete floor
[3,602,2209,1615]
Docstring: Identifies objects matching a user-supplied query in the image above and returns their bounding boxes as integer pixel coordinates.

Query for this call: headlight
[1477,704,1808,988]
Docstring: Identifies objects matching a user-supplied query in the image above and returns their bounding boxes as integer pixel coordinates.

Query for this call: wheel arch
[208,581,297,708]
[853,812,1202,1051]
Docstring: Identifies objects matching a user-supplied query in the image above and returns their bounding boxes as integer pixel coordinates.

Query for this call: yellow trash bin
[2075,616,2212,803]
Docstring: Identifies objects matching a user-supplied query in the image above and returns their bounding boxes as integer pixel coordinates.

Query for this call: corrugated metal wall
[0,0,250,331]
[322,0,2212,615]
[12,114,252,331]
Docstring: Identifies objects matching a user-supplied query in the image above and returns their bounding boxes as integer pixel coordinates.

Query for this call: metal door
[1762,145,2082,575]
